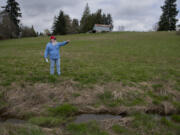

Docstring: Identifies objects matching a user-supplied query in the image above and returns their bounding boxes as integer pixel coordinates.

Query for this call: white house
[93,24,112,32]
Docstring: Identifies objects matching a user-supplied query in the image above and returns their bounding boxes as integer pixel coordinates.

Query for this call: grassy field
[0,32,180,135]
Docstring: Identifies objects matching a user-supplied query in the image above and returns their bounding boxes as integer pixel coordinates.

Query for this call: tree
[31,25,37,37]
[0,11,17,39]
[52,16,57,34]
[20,25,37,37]
[107,14,113,30]
[158,0,179,31]
[71,19,79,34]
[80,3,91,32]
[95,9,103,24]
[52,10,66,35]
[64,14,72,34]
[3,0,22,35]
[80,3,114,33]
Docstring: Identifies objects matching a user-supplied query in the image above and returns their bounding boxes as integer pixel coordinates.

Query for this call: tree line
[0,0,179,40]
[52,3,113,35]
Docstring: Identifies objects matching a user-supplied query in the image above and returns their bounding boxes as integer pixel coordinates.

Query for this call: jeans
[50,58,61,75]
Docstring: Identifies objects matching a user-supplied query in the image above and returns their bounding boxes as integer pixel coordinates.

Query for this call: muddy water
[74,114,122,123]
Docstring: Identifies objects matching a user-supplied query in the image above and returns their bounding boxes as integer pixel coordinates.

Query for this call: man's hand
[67,40,70,43]
[45,58,49,63]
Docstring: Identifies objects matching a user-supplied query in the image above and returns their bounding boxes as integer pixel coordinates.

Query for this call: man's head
[50,36,56,42]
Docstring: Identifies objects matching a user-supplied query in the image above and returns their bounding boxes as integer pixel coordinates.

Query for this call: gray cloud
[0,0,180,32]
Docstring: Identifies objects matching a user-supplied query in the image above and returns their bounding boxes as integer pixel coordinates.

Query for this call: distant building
[176,24,180,31]
[93,24,112,32]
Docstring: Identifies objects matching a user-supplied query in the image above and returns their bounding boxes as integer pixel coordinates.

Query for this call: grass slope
[0,32,180,135]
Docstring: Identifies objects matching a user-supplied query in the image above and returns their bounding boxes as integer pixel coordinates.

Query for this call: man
[44,36,70,75]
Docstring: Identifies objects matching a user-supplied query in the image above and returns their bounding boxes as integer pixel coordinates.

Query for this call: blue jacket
[44,41,68,59]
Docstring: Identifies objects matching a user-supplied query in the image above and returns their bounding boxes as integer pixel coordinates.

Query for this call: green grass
[0,32,180,134]
[112,125,131,134]
[152,84,163,91]
[28,104,78,127]
[0,124,45,135]
[67,121,109,135]
[0,32,179,86]
[48,104,78,117]
[147,90,171,105]
[29,116,63,127]
[128,113,180,135]
[172,115,180,123]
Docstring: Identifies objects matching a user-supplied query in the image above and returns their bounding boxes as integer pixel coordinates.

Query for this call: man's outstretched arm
[58,40,70,47]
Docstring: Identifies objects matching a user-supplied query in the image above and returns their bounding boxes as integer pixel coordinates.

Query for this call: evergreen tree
[52,16,58,35]
[107,14,113,30]
[80,3,91,32]
[52,10,66,35]
[158,0,179,31]
[31,25,37,37]
[72,19,79,33]
[64,14,72,34]
[102,13,107,24]
[95,9,103,24]
[3,0,22,35]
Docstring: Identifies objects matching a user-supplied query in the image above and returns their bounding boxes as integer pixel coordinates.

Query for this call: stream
[74,114,122,123]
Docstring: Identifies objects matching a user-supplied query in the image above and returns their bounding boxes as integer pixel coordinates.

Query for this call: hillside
[0,32,180,135]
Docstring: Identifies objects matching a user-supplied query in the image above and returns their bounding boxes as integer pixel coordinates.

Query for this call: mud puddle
[74,114,122,123]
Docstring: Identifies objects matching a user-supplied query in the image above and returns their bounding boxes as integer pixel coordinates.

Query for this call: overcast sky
[0,0,180,32]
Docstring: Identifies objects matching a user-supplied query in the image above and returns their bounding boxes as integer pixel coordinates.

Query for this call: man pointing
[44,36,70,75]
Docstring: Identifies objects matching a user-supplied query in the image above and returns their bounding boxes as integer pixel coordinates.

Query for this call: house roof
[94,24,111,28]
